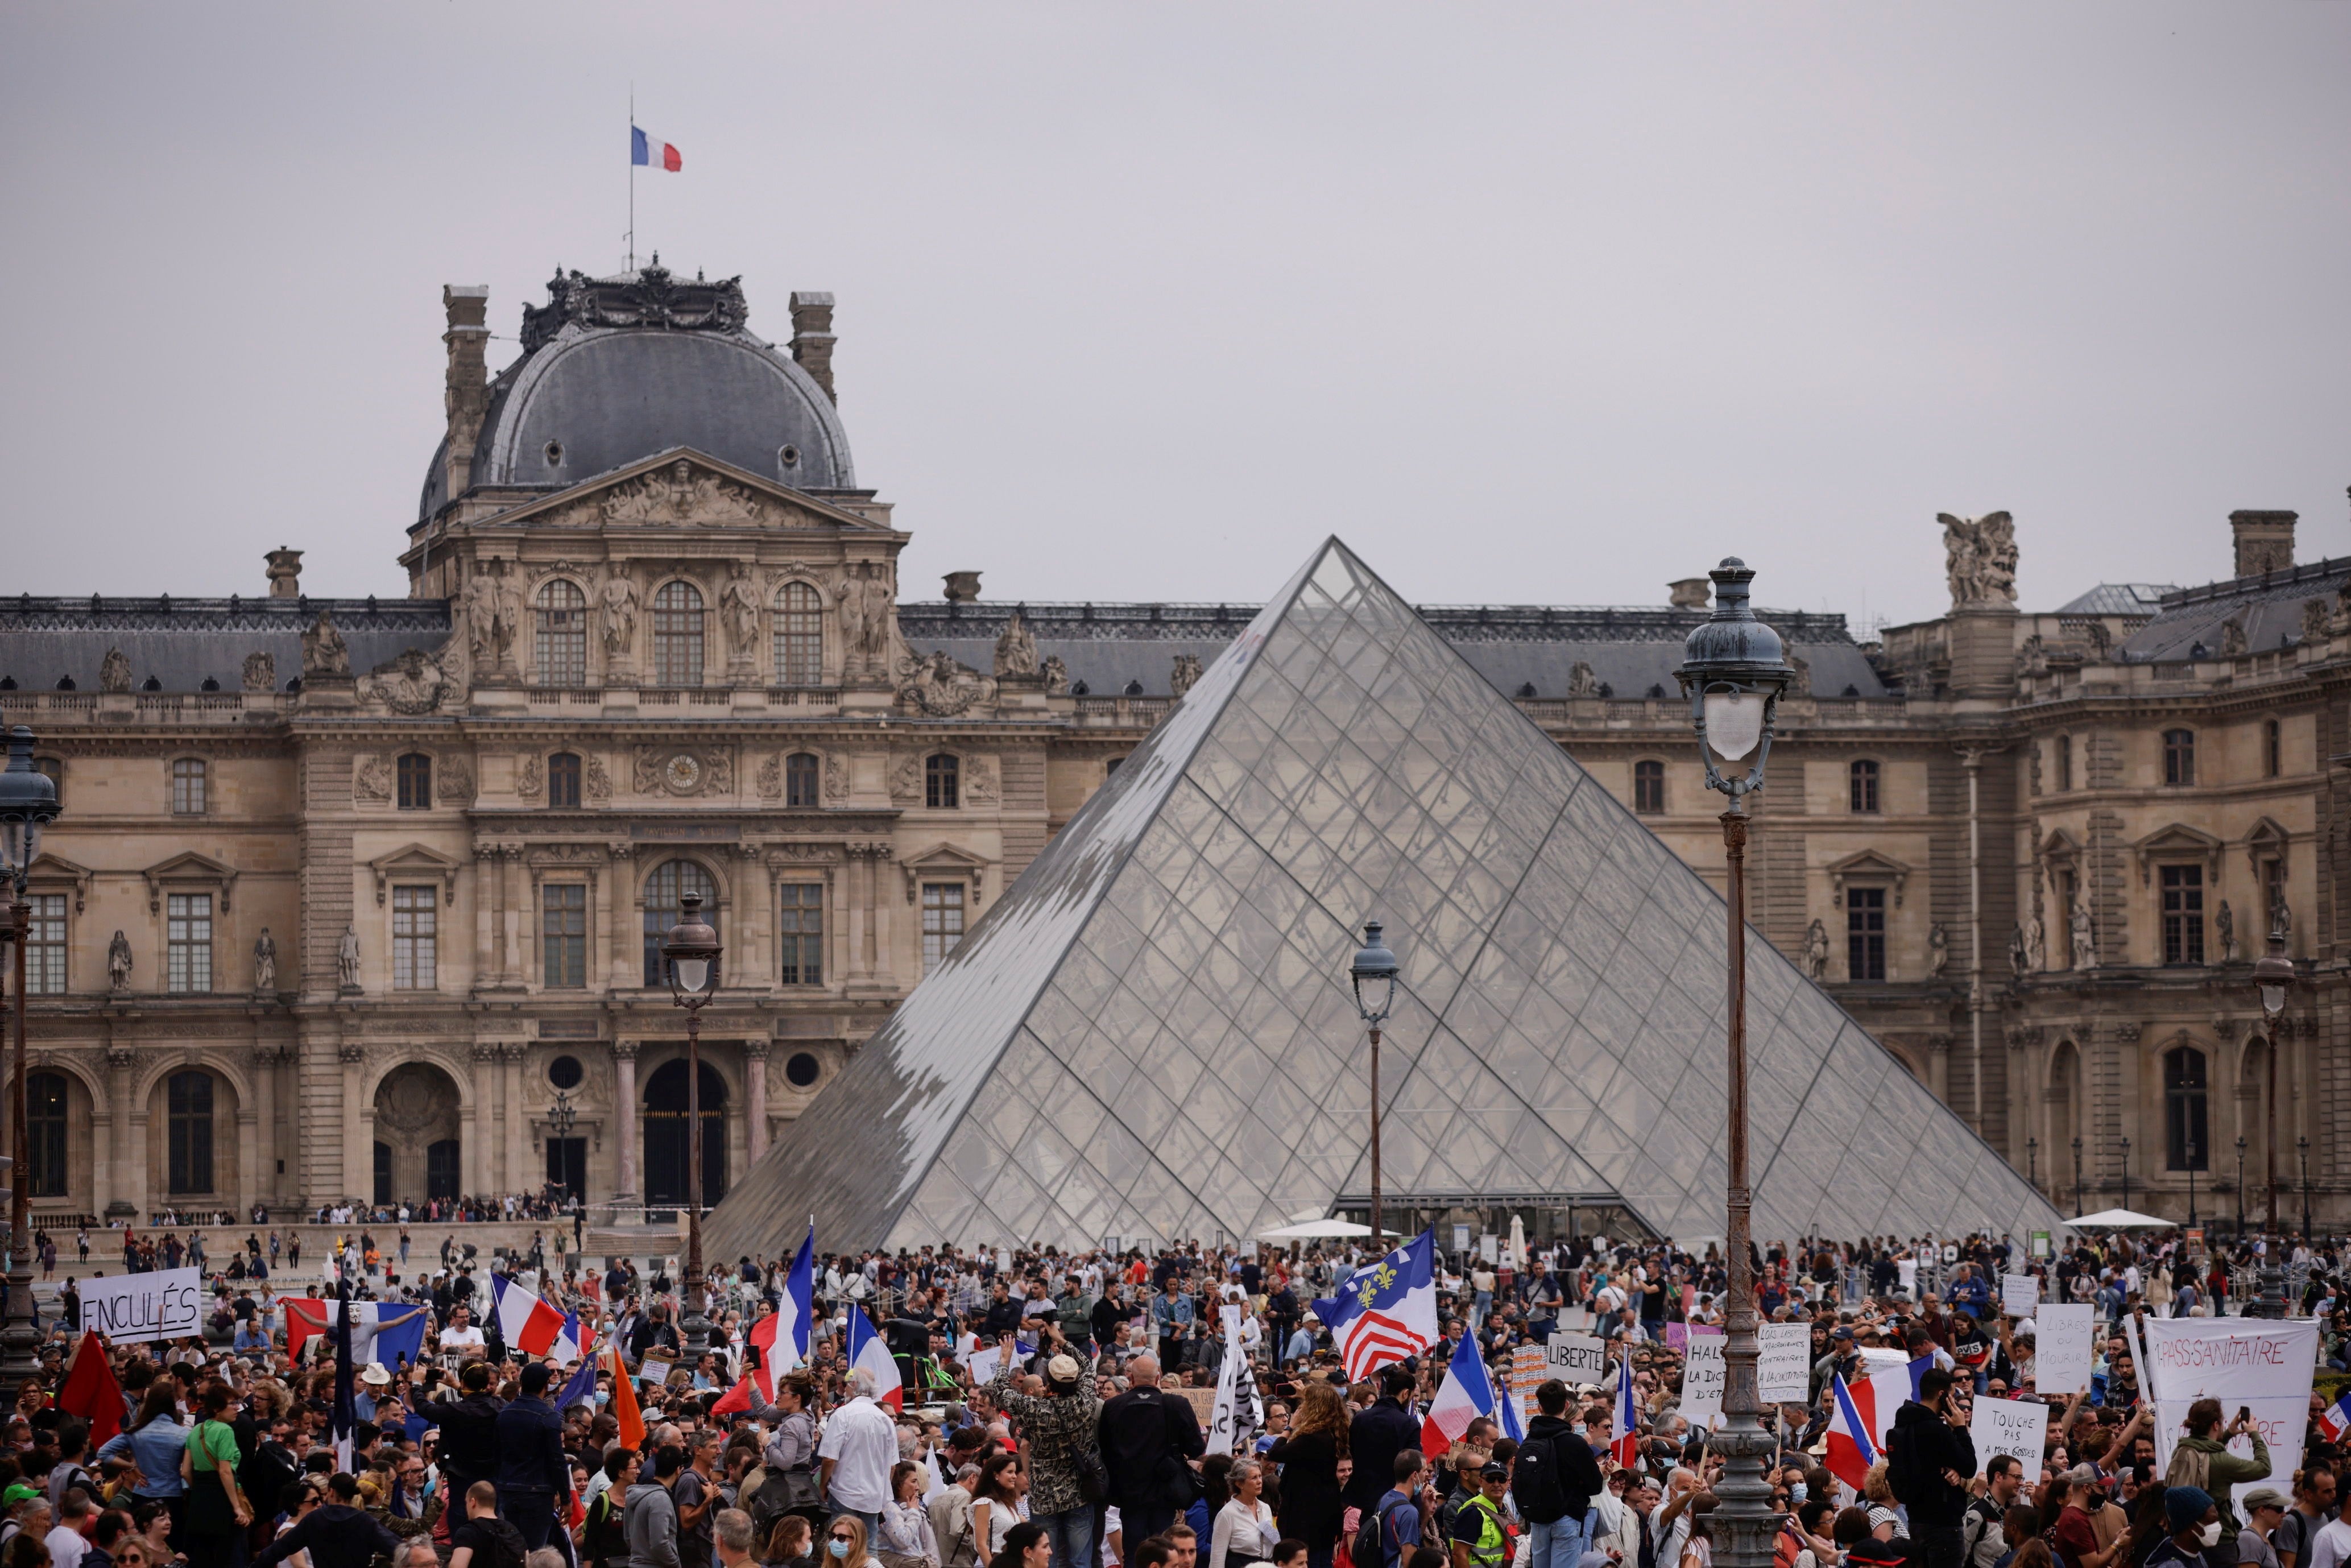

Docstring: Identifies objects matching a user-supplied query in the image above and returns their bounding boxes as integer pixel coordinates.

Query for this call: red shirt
[2054,1505,2101,1566]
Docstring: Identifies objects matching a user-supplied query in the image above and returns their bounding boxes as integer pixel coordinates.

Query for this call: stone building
[0,262,2344,1234]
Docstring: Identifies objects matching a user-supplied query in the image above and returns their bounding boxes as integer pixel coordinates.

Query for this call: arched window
[26,1071,66,1197]
[652,581,706,688]
[643,1058,729,1209]
[642,859,717,986]
[396,752,432,810]
[1848,759,1880,813]
[785,752,820,809]
[547,752,582,809]
[171,758,207,814]
[2163,728,2196,787]
[1632,760,1665,815]
[2265,718,2282,779]
[926,754,959,810]
[536,580,588,687]
[2164,1046,2208,1172]
[167,1070,215,1194]
[773,582,824,686]
[426,1139,460,1200]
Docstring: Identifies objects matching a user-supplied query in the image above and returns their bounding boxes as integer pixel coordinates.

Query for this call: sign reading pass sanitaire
[82,1267,202,1344]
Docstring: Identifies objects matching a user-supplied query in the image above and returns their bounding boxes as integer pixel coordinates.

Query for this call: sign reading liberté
[82,1267,203,1344]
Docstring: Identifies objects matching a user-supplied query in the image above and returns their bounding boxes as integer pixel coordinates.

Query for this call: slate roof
[2116,555,2349,663]
[0,598,451,693]
[2055,583,2177,618]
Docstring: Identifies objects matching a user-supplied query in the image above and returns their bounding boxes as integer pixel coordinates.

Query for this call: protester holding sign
[1886,1368,1978,1568]
[2163,1400,2272,1537]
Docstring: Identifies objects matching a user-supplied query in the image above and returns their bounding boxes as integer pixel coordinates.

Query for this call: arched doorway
[373,1062,462,1205]
[643,1058,727,1210]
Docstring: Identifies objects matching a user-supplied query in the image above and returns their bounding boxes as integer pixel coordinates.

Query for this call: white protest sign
[82,1267,202,1344]
[968,1344,1008,1384]
[2035,1304,2096,1394]
[2001,1274,2039,1317]
[2138,1318,2319,1515]
[1757,1322,1814,1405]
[1969,1395,2049,1473]
[1547,1332,1609,1386]
[1681,1326,1725,1429]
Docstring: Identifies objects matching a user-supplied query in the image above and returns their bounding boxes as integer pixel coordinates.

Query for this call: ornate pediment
[2131,822,2222,886]
[900,842,990,905]
[28,852,95,913]
[506,449,886,534]
[367,843,462,906]
[2243,815,2290,875]
[1828,848,1912,908]
[142,850,237,913]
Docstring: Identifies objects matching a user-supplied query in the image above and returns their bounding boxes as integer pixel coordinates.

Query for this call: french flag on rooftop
[492,1273,582,1362]
[632,126,682,172]
[1311,1230,1438,1384]
[1422,1330,1522,1457]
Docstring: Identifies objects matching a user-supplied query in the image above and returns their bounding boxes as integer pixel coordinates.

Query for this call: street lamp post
[2298,1136,2312,1242]
[2027,1137,2038,1195]
[2187,1141,2199,1231]
[2072,1136,2084,1219]
[1674,557,1793,1568]
[2249,923,2296,1316]
[2120,1136,2131,1217]
[660,890,721,1353]
[0,727,60,1383]
[1348,923,1398,1247]
[2235,1137,2247,1236]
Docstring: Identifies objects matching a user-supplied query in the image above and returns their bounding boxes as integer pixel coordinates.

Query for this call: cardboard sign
[1546,1332,1609,1385]
[1969,1395,2049,1472]
[2035,1304,2096,1394]
[1681,1327,1725,1429]
[1179,1387,1219,1426]
[2001,1274,2039,1317]
[1757,1322,1813,1405]
[82,1267,202,1344]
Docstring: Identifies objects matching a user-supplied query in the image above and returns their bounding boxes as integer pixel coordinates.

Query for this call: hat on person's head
[1479,1460,1509,1481]
[2164,1486,2216,1534]
[1832,1327,1855,1342]
[1,1486,38,1508]
[2243,1488,2290,1514]
[1046,1354,1084,1389]
[360,1363,391,1388]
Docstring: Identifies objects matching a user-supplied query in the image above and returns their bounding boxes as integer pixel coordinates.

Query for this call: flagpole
[628,84,636,272]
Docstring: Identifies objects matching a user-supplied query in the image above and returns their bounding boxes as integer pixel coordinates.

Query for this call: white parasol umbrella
[1507,1214,1527,1271]
[2070,1207,2176,1229]
[1257,1218,1378,1240]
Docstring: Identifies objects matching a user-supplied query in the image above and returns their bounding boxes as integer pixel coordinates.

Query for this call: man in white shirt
[2304,1500,2351,1568]
[440,1304,487,1357]
[820,1368,901,1533]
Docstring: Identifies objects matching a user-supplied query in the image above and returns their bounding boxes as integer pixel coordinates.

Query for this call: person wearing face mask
[2143,1487,2232,1568]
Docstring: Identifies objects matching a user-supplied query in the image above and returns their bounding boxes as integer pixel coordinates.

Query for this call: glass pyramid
[705,539,2067,1257]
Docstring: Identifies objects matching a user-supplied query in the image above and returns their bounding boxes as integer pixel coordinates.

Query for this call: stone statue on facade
[2068,899,2095,969]
[2270,888,2292,944]
[2024,910,2046,974]
[858,562,896,672]
[461,566,498,673]
[1040,655,1070,697]
[722,561,763,663]
[301,610,350,680]
[1170,653,1202,699]
[337,925,362,992]
[1928,922,1949,978]
[898,649,997,717]
[253,929,278,993]
[598,572,639,668]
[491,561,526,675]
[2220,615,2248,657]
[2216,898,2236,963]
[1566,660,1601,698]
[2303,597,2332,642]
[838,564,874,676]
[365,648,453,715]
[2006,922,2029,982]
[1802,919,1829,980]
[100,647,133,694]
[107,930,133,991]
[994,610,1040,678]
[242,651,275,693]
[1936,512,2019,607]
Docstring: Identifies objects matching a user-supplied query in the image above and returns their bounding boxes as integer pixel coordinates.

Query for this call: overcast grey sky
[3,4,2344,628]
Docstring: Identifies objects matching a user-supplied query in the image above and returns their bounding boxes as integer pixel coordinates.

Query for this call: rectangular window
[166,892,213,994]
[392,884,438,990]
[2163,729,2196,787]
[397,753,432,810]
[542,883,587,988]
[926,754,959,810]
[547,753,581,809]
[1846,887,1886,982]
[1848,760,1880,813]
[1632,761,1664,815]
[921,882,966,975]
[779,882,824,986]
[23,893,65,995]
[171,758,207,814]
[2054,735,2072,792]
[2160,864,2204,966]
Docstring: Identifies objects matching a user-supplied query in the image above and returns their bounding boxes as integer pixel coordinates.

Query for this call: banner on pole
[1757,1322,1813,1405]
[2035,1304,2096,1394]
[82,1267,202,1344]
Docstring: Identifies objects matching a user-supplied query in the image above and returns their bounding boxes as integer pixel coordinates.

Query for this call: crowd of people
[3,1226,2348,1568]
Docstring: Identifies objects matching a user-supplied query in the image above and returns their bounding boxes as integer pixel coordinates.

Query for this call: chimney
[790,291,837,403]
[2230,510,2295,577]
[441,285,492,506]
[265,548,303,599]
[942,571,982,603]
[1667,577,1711,610]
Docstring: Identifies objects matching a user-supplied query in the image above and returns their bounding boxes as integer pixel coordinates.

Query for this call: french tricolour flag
[1825,1372,1881,1494]
[1422,1331,1521,1457]
[1311,1230,1439,1384]
[632,126,682,172]
[847,1306,903,1413]
[2320,1388,2351,1445]
[1611,1346,1640,1468]
[492,1273,581,1362]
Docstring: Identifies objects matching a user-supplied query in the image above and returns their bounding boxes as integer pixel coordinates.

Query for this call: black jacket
[416,1393,504,1489]
[494,1395,570,1496]
[253,1505,402,1568]
[1098,1385,1204,1510]
[1885,1400,1976,1528]
[1516,1414,1604,1524]
[1343,1398,1422,1513]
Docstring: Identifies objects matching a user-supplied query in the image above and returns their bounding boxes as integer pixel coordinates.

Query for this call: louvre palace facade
[0,261,2345,1235]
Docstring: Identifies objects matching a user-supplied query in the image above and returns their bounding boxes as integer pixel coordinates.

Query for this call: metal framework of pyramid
[706,540,2068,1256]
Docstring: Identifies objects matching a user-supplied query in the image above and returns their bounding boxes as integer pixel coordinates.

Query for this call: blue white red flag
[1421,1331,1518,1457]
[847,1306,903,1412]
[1310,1230,1438,1383]
[746,1228,813,1400]
[2320,1388,2351,1445]
[1826,1372,1880,1493]
[492,1273,581,1362]
[1612,1346,1640,1468]
[632,126,682,172]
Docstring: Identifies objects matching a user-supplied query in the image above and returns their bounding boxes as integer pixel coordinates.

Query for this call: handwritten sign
[2134,1319,2319,1515]
[2001,1274,2039,1317]
[1969,1395,2048,1472]
[84,1267,202,1344]
[2035,1304,2095,1394]
[1681,1327,1725,1429]
[1546,1333,1609,1385]
[1757,1322,1813,1405]
[1511,1344,1547,1421]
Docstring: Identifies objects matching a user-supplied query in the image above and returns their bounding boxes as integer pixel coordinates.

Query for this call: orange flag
[608,1344,646,1450]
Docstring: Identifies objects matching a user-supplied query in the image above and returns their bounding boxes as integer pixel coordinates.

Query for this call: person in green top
[1447,1462,1513,1568]
[2162,1398,2271,1537]
[180,1379,253,1563]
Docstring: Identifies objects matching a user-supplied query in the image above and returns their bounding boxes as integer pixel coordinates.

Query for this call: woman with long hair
[987,1524,1049,1568]
[763,1516,814,1568]
[822,1516,872,1568]
[97,1384,191,1541]
[970,1455,1027,1564]
[1269,1377,1350,1568]
[875,1462,941,1568]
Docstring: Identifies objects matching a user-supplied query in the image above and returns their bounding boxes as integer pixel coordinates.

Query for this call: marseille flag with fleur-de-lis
[1311,1228,1439,1382]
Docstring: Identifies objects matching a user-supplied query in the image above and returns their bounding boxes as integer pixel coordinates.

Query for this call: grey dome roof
[420,266,854,522]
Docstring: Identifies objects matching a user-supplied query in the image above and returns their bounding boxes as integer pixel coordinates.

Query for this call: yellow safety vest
[1459,1495,1510,1568]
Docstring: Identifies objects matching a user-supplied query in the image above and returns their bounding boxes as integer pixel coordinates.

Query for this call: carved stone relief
[354,755,392,804]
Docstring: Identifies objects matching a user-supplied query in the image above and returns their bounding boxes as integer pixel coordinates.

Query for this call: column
[501,847,526,987]
[842,851,867,981]
[338,1044,366,1205]
[474,845,498,992]
[607,846,636,990]
[743,1041,770,1165]
[504,1044,531,1194]
[1924,1035,1953,1105]
[249,1046,276,1210]
[612,1040,640,1207]
[869,846,892,977]
[104,1045,136,1218]
[734,846,769,987]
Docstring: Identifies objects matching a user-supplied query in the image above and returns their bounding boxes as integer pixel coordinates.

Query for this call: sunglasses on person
[830,1533,856,1545]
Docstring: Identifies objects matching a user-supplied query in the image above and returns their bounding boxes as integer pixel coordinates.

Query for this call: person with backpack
[624,1449,685,1568]
[1355,1453,1427,1568]
[1446,1464,1513,1568]
[1885,1368,1978,1568]
[1514,1381,1603,1568]
[1961,1455,2022,1568]
[583,1453,639,1568]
